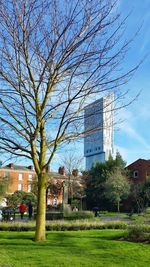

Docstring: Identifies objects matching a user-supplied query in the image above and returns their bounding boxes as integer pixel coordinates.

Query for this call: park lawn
[0,230,150,267]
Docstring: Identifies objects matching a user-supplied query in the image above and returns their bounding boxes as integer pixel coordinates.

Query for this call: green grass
[0,230,150,266]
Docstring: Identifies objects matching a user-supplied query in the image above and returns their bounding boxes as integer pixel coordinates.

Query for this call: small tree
[6,190,37,208]
[60,152,84,204]
[85,152,127,210]
[130,177,150,213]
[105,169,130,212]
[0,175,10,200]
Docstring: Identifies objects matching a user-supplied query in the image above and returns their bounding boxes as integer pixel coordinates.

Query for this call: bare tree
[60,152,83,176]
[0,0,139,240]
[60,152,84,205]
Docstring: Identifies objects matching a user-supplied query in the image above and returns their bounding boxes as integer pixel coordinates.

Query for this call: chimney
[72,169,79,177]
[28,165,33,171]
[58,166,65,176]
[9,163,14,169]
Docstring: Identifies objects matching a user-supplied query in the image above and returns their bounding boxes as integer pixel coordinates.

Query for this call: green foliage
[45,212,64,220]
[85,152,128,211]
[0,175,10,198]
[129,179,150,213]
[145,207,150,214]
[64,211,94,220]
[6,190,37,208]
[105,169,130,212]
[115,151,126,169]
[85,162,112,210]
[126,224,150,242]
[0,220,127,231]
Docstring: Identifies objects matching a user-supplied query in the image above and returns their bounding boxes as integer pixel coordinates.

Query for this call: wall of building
[84,94,114,170]
[0,167,35,193]
[127,159,150,184]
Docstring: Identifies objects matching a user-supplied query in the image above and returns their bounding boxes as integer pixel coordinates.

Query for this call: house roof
[126,159,150,169]
[0,164,34,172]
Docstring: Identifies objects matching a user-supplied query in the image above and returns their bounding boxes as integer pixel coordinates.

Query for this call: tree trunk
[35,173,47,241]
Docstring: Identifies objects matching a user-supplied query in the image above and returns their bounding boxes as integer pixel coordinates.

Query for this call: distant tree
[60,152,84,203]
[85,162,111,210]
[60,152,83,177]
[0,175,10,200]
[85,152,127,210]
[105,169,130,212]
[130,184,144,213]
[115,151,126,169]
[130,178,150,213]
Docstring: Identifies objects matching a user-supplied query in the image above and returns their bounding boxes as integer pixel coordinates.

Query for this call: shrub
[99,211,108,215]
[64,211,94,220]
[145,207,150,214]
[46,212,63,220]
[125,224,150,242]
[34,212,64,220]
[0,220,128,231]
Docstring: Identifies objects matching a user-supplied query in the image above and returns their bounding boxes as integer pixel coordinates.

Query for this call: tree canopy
[85,152,128,211]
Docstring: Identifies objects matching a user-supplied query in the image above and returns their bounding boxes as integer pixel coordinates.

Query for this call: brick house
[122,159,150,212]
[126,159,150,184]
[0,163,35,193]
[0,164,69,208]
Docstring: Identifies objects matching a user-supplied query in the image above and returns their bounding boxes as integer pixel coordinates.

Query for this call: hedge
[0,220,128,231]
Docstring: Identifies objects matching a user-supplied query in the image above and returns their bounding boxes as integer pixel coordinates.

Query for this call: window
[28,184,32,192]
[18,184,23,190]
[133,171,138,178]
[18,173,23,180]
[28,174,32,181]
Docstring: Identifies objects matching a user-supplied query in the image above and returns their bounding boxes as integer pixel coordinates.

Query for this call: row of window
[18,173,33,181]
[18,183,32,192]
[86,147,101,153]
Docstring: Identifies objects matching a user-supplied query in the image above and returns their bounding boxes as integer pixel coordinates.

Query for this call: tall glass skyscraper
[84,94,114,170]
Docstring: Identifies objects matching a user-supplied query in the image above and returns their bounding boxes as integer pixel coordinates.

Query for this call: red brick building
[127,159,150,184]
[0,163,35,193]
[0,164,69,207]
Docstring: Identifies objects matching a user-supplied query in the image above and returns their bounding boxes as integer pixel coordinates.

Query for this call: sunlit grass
[0,230,150,266]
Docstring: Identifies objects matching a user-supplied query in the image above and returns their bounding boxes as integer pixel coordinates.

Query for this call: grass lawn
[0,230,150,267]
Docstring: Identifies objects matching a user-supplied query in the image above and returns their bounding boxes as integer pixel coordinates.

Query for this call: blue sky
[3,1,148,171]
[114,0,150,165]
[51,0,150,170]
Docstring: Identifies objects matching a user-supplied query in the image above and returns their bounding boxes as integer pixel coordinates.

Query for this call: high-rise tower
[84,94,114,170]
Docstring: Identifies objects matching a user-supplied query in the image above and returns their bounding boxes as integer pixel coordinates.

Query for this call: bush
[34,212,64,220]
[125,224,150,242]
[145,207,150,214]
[64,211,94,220]
[0,220,128,231]
[46,212,64,220]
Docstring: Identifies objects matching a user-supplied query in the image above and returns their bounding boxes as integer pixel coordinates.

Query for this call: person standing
[19,202,27,220]
[28,201,33,220]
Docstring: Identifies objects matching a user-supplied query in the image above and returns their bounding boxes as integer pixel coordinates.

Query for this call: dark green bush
[34,212,64,220]
[125,224,150,242]
[64,211,94,220]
